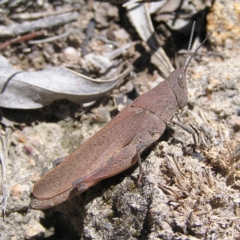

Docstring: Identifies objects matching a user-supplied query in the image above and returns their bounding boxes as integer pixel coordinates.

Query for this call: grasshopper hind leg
[72,144,139,192]
[73,111,166,192]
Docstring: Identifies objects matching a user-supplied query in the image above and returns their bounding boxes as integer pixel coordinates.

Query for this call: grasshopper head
[167,66,188,109]
[167,21,211,109]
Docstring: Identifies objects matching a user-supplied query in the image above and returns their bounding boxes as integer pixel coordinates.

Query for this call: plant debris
[0,0,239,239]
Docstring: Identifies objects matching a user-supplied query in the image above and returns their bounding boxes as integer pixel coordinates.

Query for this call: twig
[0,30,45,51]
[0,130,8,222]
[103,42,139,60]
[95,35,119,47]
[0,126,11,221]
[10,6,81,20]
[0,12,78,37]
[28,30,70,44]
[0,153,7,221]
[82,18,96,56]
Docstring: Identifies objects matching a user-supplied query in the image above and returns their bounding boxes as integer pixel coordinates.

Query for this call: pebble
[64,46,79,62]
[11,184,30,198]
[24,221,45,239]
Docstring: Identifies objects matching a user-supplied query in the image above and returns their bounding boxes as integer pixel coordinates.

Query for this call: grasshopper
[30,23,210,209]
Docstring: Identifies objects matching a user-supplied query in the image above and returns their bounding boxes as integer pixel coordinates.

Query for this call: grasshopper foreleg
[136,152,143,185]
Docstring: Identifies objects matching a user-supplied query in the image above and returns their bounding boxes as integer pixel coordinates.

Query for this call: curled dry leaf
[0,56,133,109]
[126,2,174,77]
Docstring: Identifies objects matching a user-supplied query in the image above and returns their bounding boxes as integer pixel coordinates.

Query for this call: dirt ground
[0,0,240,239]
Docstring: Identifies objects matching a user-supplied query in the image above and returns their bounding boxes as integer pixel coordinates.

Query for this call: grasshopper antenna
[184,22,212,71]
[184,21,196,69]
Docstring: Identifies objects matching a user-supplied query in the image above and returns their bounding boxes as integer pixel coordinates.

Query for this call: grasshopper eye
[178,73,185,88]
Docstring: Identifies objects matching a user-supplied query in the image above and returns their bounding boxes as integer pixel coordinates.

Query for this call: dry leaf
[126,2,174,77]
[0,56,132,109]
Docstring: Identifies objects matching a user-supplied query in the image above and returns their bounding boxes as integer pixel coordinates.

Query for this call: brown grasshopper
[30,23,210,210]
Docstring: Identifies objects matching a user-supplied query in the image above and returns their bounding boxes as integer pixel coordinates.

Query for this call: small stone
[29,158,36,167]
[92,106,111,123]
[208,77,220,87]
[113,29,129,41]
[17,136,27,143]
[230,116,240,132]
[11,184,30,198]
[64,46,78,62]
[24,221,45,239]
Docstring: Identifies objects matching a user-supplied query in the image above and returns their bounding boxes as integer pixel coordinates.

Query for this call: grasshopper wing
[33,105,148,200]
